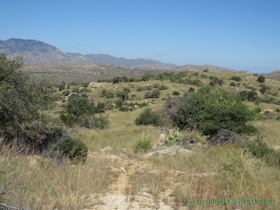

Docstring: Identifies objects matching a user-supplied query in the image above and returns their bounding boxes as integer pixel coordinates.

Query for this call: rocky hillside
[263,69,280,81]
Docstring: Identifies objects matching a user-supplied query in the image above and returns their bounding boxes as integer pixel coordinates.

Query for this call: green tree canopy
[0,54,54,147]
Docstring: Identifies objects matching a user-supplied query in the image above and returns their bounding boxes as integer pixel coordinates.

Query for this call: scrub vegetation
[1,54,280,209]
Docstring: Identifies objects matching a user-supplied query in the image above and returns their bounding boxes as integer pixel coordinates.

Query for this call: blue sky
[1,0,280,73]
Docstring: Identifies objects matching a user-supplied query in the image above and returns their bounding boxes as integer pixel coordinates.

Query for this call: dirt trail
[84,151,175,210]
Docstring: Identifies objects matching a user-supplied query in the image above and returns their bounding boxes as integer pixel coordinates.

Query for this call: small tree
[0,54,54,150]
[257,75,265,83]
[115,99,123,108]
[65,97,95,118]
[259,84,270,94]
[115,91,129,101]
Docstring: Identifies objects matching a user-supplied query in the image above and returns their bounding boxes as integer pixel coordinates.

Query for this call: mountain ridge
[0,38,176,67]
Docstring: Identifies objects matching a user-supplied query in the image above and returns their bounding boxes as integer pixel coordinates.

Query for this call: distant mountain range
[3,38,280,76]
[0,38,176,67]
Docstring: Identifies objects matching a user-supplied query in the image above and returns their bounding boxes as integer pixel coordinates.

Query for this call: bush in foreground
[54,136,88,163]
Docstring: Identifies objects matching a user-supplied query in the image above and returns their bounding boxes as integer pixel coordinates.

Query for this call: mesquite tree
[0,54,55,151]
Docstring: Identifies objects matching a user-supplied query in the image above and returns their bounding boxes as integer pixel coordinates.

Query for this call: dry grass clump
[253,120,280,147]
[0,138,119,209]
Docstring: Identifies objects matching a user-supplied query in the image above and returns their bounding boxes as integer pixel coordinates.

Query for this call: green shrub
[138,102,148,108]
[203,69,209,72]
[101,89,114,98]
[191,79,204,86]
[105,91,115,98]
[239,90,259,102]
[253,73,258,77]
[175,88,257,138]
[123,87,131,92]
[115,99,123,108]
[173,91,180,95]
[247,86,256,91]
[254,107,262,114]
[245,136,280,167]
[119,107,129,112]
[159,85,168,90]
[230,82,236,87]
[81,82,90,88]
[57,82,66,91]
[209,77,224,86]
[259,84,270,94]
[94,101,105,113]
[71,87,80,93]
[276,116,280,121]
[188,87,195,92]
[54,136,88,163]
[59,113,77,127]
[135,108,163,126]
[67,93,81,101]
[229,76,241,82]
[153,83,160,88]
[134,139,152,152]
[151,90,161,98]
[81,93,88,98]
[63,90,70,96]
[257,75,265,83]
[146,86,152,90]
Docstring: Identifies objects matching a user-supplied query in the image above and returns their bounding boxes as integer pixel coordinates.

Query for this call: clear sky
[1,0,280,73]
